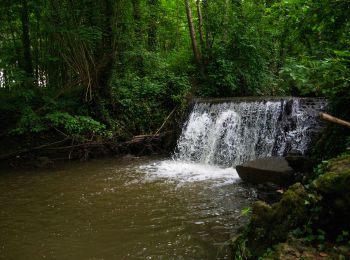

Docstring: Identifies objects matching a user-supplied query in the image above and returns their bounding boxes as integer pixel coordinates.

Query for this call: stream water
[0,97,326,259]
[0,157,255,259]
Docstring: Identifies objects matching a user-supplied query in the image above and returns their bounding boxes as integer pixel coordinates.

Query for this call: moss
[239,183,311,257]
[312,155,350,195]
[273,183,311,226]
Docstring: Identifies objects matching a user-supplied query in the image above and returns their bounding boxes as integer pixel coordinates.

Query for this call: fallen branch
[319,112,350,128]
[131,134,158,142]
[46,141,105,150]
[135,107,178,156]
[153,107,177,137]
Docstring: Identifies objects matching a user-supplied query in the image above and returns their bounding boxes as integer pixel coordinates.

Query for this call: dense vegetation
[0,0,349,161]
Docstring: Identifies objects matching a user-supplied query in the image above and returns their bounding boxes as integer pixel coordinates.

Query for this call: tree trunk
[148,0,158,51]
[202,0,210,51]
[196,0,204,51]
[93,0,116,102]
[21,0,34,82]
[132,0,142,40]
[132,0,145,75]
[175,0,180,49]
[223,0,229,42]
[184,0,201,64]
[90,0,117,126]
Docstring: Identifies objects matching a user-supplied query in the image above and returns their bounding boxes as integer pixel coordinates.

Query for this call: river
[0,157,256,259]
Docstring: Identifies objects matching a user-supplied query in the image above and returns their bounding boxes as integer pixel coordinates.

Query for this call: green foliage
[262,0,350,99]
[10,107,45,135]
[196,0,277,97]
[10,109,108,139]
[45,112,107,137]
[281,51,350,97]
[241,207,252,217]
[112,51,191,135]
[231,236,252,260]
[0,0,349,158]
[306,160,329,182]
[292,225,326,246]
[336,230,350,244]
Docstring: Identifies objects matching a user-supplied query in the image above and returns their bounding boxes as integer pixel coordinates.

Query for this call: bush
[280,50,350,97]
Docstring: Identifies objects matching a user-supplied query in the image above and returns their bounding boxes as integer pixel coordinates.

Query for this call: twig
[153,107,177,137]
[68,137,75,160]
[46,142,104,150]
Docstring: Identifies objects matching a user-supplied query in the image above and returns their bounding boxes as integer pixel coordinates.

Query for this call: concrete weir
[174,97,327,167]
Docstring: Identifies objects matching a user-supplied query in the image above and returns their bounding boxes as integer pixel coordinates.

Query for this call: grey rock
[236,157,294,186]
[285,150,305,171]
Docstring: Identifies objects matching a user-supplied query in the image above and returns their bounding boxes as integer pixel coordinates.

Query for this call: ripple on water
[0,158,255,259]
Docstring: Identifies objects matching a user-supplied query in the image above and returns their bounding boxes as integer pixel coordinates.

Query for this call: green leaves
[241,207,252,217]
[10,107,46,135]
[45,112,106,136]
[10,108,108,140]
[280,52,350,97]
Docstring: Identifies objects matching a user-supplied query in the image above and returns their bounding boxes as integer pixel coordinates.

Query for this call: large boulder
[236,157,295,186]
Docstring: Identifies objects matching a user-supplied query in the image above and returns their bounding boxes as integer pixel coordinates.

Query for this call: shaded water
[0,157,255,259]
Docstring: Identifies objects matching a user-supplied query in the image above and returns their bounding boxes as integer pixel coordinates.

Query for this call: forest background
[0,0,349,161]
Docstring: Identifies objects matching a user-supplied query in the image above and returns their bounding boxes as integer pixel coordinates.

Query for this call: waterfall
[174,98,327,167]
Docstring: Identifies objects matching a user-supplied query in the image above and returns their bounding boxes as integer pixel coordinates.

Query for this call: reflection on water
[0,157,256,259]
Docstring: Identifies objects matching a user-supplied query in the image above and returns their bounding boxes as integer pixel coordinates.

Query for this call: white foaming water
[141,160,240,184]
[141,98,327,183]
[175,98,327,166]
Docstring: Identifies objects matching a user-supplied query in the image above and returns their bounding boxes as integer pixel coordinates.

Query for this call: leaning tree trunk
[320,113,350,128]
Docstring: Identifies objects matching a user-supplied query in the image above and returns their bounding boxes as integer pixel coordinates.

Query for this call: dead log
[319,112,350,128]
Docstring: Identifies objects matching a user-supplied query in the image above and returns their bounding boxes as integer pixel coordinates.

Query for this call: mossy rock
[312,155,350,195]
[243,183,311,257]
[311,154,350,235]
[312,154,350,214]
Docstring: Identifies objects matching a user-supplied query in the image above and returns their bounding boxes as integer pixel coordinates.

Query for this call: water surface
[0,157,255,259]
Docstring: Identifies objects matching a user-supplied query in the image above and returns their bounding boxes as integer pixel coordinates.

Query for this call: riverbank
[0,130,178,169]
[231,153,350,259]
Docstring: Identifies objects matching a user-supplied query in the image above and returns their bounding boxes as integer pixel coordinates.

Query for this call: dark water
[0,157,255,259]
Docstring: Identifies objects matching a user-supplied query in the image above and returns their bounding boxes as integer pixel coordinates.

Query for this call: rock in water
[285,149,305,171]
[236,157,294,186]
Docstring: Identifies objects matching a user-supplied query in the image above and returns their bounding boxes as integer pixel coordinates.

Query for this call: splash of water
[141,160,239,184]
